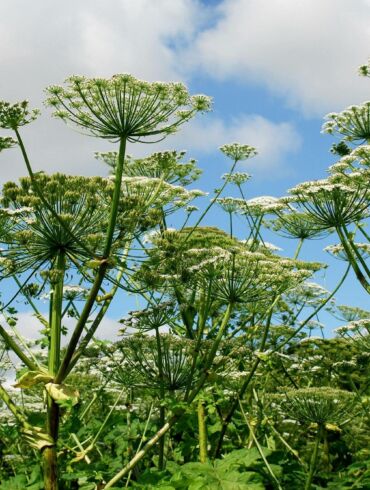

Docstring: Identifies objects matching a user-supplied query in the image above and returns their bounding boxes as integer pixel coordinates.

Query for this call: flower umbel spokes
[45,74,212,141]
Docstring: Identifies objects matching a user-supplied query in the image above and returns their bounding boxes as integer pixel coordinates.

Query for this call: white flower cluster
[222,172,251,185]
[335,318,370,336]
[215,197,245,213]
[0,136,17,152]
[219,143,257,162]
[243,195,285,215]
[0,100,40,130]
[322,102,370,142]
[119,176,206,214]
[324,243,370,260]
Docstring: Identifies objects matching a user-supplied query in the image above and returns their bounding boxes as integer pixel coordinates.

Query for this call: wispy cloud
[129,113,302,177]
[189,0,370,115]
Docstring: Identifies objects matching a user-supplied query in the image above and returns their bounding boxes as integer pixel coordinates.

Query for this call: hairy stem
[43,253,65,490]
[304,424,323,490]
[198,398,208,463]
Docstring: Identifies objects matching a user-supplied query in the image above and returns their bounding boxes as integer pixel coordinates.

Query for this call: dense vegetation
[0,64,369,489]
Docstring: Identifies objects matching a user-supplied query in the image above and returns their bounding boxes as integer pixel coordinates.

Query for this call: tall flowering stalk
[0,74,210,490]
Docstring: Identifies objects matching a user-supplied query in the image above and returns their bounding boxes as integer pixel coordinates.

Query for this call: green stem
[358,224,370,242]
[272,263,351,352]
[13,275,42,317]
[56,137,127,383]
[65,263,127,376]
[336,227,370,293]
[0,324,37,370]
[342,224,370,279]
[104,416,177,489]
[214,297,277,457]
[48,253,65,376]
[198,398,208,463]
[239,400,283,490]
[304,424,323,490]
[0,383,30,427]
[155,327,166,470]
[181,159,238,244]
[103,137,127,257]
[187,303,234,403]
[294,238,304,259]
[43,253,65,490]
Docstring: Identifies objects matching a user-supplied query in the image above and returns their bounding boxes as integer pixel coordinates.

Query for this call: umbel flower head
[220,143,257,162]
[279,387,356,426]
[0,136,17,152]
[324,242,370,261]
[287,178,369,229]
[45,74,212,141]
[119,301,175,333]
[267,211,330,240]
[322,102,370,143]
[0,100,40,130]
[215,197,245,214]
[335,319,370,352]
[96,150,202,186]
[1,173,111,272]
[111,334,202,391]
[241,196,286,217]
[222,172,251,186]
[136,226,322,306]
[114,176,205,235]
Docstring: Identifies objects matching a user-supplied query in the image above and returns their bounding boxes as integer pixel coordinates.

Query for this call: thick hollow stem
[294,238,304,259]
[336,226,370,293]
[56,137,127,383]
[0,324,37,370]
[198,398,208,463]
[103,137,127,257]
[304,424,323,490]
[155,328,166,470]
[48,253,65,375]
[43,253,65,490]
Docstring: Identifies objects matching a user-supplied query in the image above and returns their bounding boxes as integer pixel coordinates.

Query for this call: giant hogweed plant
[0,74,211,490]
[278,65,370,295]
[0,67,367,490]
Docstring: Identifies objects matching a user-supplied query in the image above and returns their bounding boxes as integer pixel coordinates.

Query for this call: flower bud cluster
[219,143,257,161]
[0,136,17,152]
[0,100,40,130]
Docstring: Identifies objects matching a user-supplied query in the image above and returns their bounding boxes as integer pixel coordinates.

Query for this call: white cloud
[1,0,365,183]
[0,0,202,182]
[190,0,370,115]
[2,311,121,344]
[128,113,302,176]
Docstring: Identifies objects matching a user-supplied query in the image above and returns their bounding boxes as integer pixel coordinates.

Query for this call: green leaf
[45,382,79,407]
[14,369,53,388]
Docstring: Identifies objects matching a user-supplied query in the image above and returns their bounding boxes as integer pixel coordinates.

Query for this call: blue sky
[0,0,369,339]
